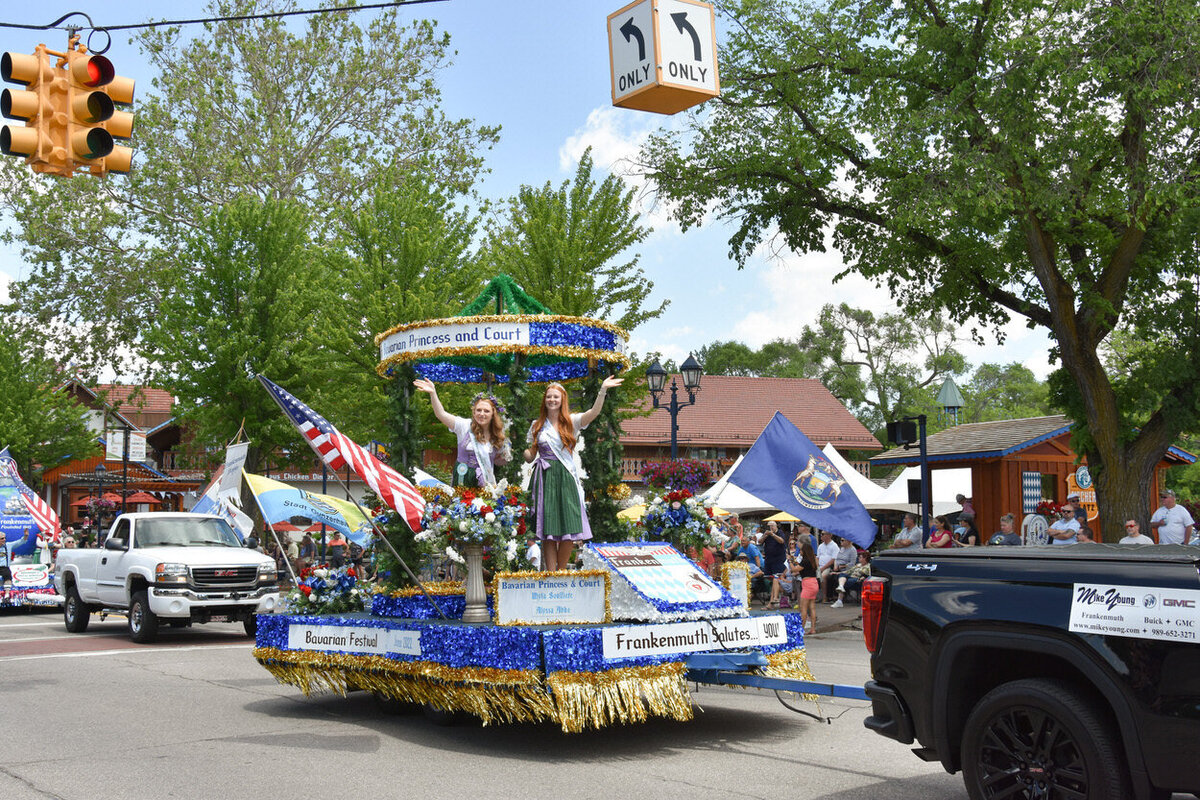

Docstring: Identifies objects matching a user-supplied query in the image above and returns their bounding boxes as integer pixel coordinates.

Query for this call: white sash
[468,433,497,487]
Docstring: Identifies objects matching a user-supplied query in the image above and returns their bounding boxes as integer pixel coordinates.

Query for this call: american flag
[0,447,62,538]
[258,376,425,531]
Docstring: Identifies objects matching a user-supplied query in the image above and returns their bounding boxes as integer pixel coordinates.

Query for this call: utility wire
[0,1,447,33]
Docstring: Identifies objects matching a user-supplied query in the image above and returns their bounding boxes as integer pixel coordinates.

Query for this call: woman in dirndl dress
[413,379,510,487]
[523,376,623,571]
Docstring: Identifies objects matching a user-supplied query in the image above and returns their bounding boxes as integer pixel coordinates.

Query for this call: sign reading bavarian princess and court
[375,314,630,383]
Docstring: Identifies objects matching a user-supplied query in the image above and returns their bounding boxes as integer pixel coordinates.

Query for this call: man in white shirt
[1119,520,1154,545]
[526,539,541,570]
[816,531,839,602]
[1048,507,1081,545]
[1150,490,1194,545]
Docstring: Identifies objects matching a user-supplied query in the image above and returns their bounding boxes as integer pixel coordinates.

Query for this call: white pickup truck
[54,512,281,642]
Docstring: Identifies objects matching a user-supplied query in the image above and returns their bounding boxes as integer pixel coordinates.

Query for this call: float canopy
[374,275,630,384]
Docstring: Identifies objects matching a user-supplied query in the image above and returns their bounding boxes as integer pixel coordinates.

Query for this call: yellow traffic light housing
[0,37,134,178]
[0,46,64,171]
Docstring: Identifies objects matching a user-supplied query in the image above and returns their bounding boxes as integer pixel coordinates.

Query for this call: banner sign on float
[287,625,422,657]
[1069,583,1200,643]
[495,572,609,626]
[379,321,529,361]
[601,616,788,660]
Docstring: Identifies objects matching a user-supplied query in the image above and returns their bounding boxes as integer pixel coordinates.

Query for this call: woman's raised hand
[413,378,436,394]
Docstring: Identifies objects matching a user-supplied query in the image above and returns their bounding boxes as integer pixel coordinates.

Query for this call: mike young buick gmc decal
[1069,583,1200,642]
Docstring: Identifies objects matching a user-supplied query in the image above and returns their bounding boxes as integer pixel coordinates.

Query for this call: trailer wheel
[962,678,1129,800]
[128,590,159,643]
[63,585,90,633]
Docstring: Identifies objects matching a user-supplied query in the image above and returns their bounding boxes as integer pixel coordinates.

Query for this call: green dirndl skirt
[452,462,480,488]
[533,460,586,539]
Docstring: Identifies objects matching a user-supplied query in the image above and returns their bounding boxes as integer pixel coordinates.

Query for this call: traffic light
[65,48,135,176]
[0,39,134,178]
[0,45,65,172]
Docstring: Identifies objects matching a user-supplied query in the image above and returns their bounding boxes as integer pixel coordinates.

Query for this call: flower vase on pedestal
[461,543,490,623]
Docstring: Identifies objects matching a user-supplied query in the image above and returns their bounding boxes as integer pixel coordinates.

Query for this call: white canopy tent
[820,443,884,504]
[865,466,972,517]
[700,455,775,514]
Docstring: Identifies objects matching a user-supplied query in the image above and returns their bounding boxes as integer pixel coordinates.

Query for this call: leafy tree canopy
[0,320,95,482]
[639,0,1200,538]
[481,148,666,332]
[0,0,499,376]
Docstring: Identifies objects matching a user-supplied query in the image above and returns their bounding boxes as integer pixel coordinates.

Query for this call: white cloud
[558,105,688,233]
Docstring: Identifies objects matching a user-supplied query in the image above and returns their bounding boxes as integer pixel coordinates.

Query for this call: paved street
[0,604,974,800]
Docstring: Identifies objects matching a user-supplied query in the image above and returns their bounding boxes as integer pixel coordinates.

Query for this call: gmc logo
[1163,599,1196,608]
[214,569,238,577]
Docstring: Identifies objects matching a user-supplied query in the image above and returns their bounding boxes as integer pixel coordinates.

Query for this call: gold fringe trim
[546,663,693,733]
[255,647,699,732]
[388,581,466,597]
[761,649,821,704]
[254,647,555,725]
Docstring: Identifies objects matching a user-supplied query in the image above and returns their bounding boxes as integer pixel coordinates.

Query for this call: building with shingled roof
[619,374,881,485]
[868,414,1195,541]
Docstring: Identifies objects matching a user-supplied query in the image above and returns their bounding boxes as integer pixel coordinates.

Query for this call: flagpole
[243,475,298,584]
[319,465,449,621]
[256,376,448,620]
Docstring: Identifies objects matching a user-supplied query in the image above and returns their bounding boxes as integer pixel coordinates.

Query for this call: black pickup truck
[862,544,1200,800]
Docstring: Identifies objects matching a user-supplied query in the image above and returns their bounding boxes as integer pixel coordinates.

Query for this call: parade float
[251,277,856,731]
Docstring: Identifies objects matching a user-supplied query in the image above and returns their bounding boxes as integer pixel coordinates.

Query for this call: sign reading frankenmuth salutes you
[728,412,877,549]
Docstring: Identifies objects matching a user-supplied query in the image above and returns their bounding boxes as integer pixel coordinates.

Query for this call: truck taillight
[862,578,886,653]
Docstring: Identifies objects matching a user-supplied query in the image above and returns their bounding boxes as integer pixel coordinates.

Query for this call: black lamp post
[94,462,107,539]
[646,354,703,460]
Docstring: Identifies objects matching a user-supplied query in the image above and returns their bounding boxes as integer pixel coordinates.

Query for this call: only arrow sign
[671,11,702,61]
[620,17,646,61]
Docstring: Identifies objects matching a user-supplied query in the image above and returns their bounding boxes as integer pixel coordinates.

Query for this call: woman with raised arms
[413,379,511,488]
[524,376,623,571]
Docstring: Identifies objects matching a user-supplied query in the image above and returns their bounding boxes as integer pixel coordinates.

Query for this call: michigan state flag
[728,413,877,548]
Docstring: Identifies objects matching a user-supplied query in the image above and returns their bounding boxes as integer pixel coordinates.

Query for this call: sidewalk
[751,594,863,636]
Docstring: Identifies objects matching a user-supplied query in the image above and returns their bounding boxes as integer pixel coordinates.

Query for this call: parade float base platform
[253,608,814,733]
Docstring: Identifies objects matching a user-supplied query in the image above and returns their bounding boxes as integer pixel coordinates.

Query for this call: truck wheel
[128,591,159,643]
[243,615,258,638]
[961,678,1129,800]
[63,585,90,633]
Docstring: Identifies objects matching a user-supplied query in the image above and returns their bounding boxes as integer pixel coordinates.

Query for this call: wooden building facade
[870,415,1196,541]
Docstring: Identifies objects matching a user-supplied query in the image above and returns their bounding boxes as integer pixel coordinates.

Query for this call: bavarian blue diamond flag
[728,412,876,548]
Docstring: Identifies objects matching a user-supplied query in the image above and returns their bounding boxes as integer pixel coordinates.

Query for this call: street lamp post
[93,462,107,540]
[646,354,704,460]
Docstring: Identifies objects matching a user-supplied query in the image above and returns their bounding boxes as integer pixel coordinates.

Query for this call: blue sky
[0,0,1054,379]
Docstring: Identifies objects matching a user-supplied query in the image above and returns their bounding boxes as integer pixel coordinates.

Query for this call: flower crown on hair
[472,392,509,430]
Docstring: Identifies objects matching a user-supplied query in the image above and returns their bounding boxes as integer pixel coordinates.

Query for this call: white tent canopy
[701,455,775,514]
[820,443,884,504]
[865,466,972,517]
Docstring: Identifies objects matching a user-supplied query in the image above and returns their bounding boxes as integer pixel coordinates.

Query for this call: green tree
[0,320,94,482]
[143,197,333,484]
[323,164,489,471]
[481,148,666,331]
[961,363,1054,424]
[0,0,498,375]
[638,0,1200,540]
